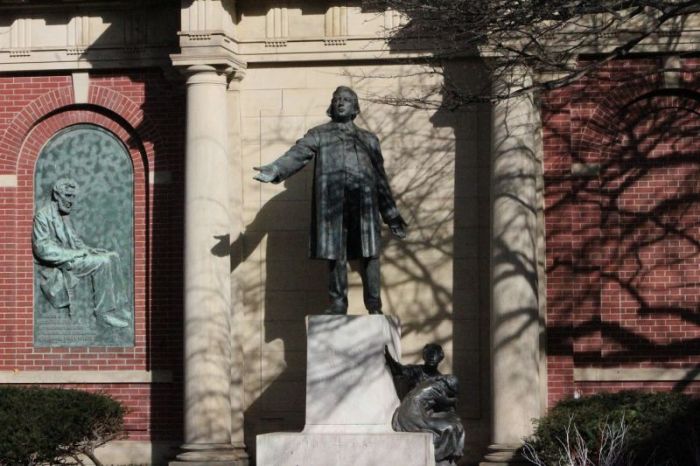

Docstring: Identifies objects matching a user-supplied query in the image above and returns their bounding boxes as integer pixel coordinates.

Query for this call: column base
[169,443,249,466]
[479,444,529,466]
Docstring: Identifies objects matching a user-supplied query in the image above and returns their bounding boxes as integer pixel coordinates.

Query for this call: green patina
[33,124,135,347]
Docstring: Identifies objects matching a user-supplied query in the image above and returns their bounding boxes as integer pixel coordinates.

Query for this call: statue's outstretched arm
[384,344,404,376]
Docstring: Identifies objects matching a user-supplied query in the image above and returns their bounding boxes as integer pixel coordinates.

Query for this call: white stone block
[304,315,401,433]
[0,175,17,187]
[256,316,434,466]
[257,432,435,466]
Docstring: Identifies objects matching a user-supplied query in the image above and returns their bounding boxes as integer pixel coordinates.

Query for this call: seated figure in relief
[32,178,129,328]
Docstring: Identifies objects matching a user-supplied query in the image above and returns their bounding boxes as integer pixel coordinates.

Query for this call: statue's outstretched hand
[389,217,407,239]
[253,164,278,183]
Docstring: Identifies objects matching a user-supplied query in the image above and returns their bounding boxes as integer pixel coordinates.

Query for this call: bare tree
[522,416,629,466]
[363,0,700,107]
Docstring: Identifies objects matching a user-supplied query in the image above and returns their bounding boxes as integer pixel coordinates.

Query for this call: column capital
[179,64,232,84]
[174,64,246,88]
[171,55,246,78]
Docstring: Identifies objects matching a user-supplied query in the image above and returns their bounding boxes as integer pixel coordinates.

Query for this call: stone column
[481,71,543,465]
[172,64,247,466]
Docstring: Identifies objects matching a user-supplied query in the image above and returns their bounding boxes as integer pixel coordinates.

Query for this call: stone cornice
[172,30,245,67]
[169,1,246,77]
[0,0,170,8]
[0,48,175,73]
[2,4,700,73]
[0,369,173,384]
[0,2,179,73]
[575,367,700,382]
[237,35,435,64]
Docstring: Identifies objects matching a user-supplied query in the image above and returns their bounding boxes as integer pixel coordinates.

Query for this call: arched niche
[33,124,134,347]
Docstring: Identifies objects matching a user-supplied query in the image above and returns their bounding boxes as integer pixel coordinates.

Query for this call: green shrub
[0,386,125,466]
[527,390,700,466]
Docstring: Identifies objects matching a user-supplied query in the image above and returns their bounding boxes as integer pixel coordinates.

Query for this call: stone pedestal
[256,315,435,466]
[304,315,402,433]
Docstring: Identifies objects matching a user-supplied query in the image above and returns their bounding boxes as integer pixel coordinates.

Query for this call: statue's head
[422,343,444,368]
[52,178,80,214]
[327,86,360,122]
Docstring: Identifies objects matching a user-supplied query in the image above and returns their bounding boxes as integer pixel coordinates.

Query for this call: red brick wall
[0,70,185,441]
[543,58,700,406]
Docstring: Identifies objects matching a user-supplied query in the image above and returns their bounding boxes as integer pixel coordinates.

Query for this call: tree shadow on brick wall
[544,62,700,398]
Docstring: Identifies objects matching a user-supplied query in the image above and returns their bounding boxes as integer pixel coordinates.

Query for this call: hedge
[526,390,700,466]
[0,386,125,466]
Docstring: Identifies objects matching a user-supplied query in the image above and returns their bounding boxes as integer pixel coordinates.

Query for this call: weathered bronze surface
[33,125,134,347]
[254,87,406,314]
[386,343,445,399]
[387,344,465,465]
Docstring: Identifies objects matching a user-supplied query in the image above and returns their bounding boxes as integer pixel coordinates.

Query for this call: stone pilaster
[481,71,543,465]
[227,75,247,457]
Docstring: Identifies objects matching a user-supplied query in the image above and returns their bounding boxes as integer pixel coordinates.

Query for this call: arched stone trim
[571,77,661,163]
[556,85,700,377]
[574,89,700,166]
[87,85,164,154]
[17,109,150,187]
[13,108,153,353]
[0,86,73,172]
[0,84,164,173]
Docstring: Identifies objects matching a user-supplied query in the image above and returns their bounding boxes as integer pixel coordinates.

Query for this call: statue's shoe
[102,313,129,328]
[323,305,347,315]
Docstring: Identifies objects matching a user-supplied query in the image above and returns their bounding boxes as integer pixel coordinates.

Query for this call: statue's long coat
[270,121,401,260]
[32,202,86,308]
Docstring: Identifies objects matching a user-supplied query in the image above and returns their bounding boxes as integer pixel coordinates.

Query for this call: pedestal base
[170,462,247,466]
[479,444,529,466]
[257,432,435,466]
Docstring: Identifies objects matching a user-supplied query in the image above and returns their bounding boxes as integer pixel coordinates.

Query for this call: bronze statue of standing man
[253,86,406,315]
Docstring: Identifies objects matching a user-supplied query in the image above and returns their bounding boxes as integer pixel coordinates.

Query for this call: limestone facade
[17,1,700,465]
[0,3,494,464]
[0,2,518,464]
